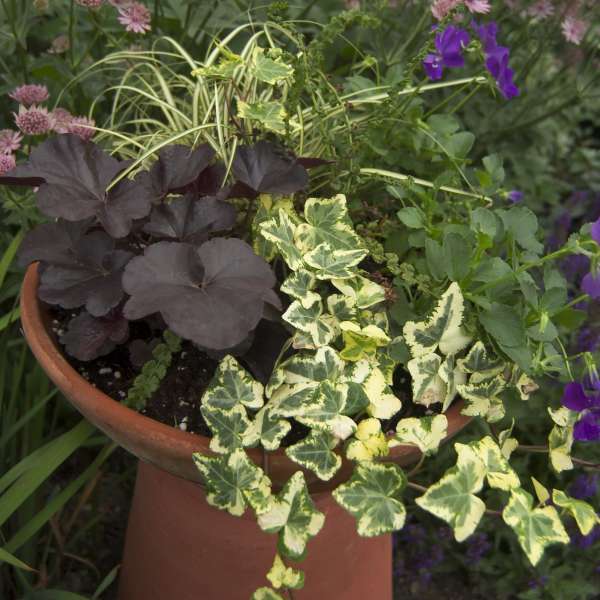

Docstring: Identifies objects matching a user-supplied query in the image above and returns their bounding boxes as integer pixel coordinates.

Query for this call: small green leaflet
[327,294,358,322]
[502,488,569,565]
[390,415,448,456]
[281,269,320,308]
[193,449,272,516]
[333,462,407,537]
[331,275,386,309]
[407,353,445,407]
[456,341,504,382]
[258,471,325,559]
[200,404,257,454]
[346,418,389,461]
[286,430,342,481]
[202,355,265,411]
[252,588,284,600]
[238,100,287,134]
[266,554,305,591]
[415,448,486,541]
[339,322,390,362]
[552,489,600,535]
[252,48,294,84]
[403,282,471,357]
[458,376,506,422]
[304,243,367,280]
[247,407,291,451]
[283,298,337,348]
[260,210,303,270]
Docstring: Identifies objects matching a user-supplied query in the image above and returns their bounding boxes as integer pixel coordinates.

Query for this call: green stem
[69,0,75,68]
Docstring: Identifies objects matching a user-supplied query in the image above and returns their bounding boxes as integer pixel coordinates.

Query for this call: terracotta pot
[20,263,473,600]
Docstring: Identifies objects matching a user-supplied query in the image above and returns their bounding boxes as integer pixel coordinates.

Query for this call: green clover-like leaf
[285,430,342,481]
[333,462,407,537]
[258,471,325,559]
[552,489,600,536]
[193,448,272,516]
[390,415,448,456]
[458,376,506,422]
[200,404,258,454]
[502,488,569,565]
[304,243,367,280]
[331,275,386,309]
[260,209,303,270]
[266,554,305,591]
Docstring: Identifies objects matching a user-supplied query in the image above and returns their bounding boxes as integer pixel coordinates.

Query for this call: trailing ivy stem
[406,453,426,477]
[516,445,600,470]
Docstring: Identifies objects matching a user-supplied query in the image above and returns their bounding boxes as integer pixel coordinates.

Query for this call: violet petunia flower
[569,473,599,500]
[583,272,600,300]
[562,381,600,442]
[591,218,600,245]
[507,190,523,203]
[423,26,470,81]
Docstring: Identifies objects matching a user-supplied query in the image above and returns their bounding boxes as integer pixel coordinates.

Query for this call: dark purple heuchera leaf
[180,163,227,197]
[231,141,308,195]
[142,194,236,244]
[129,338,160,368]
[61,310,129,361]
[0,135,151,238]
[122,239,280,350]
[242,319,290,384]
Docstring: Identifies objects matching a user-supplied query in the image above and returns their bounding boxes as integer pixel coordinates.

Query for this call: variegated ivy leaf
[304,243,367,280]
[415,448,486,542]
[191,50,243,79]
[238,100,287,134]
[498,421,519,459]
[283,296,322,334]
[361,366,402,419]
[548,424,574,473]
[458,376,506,422]
[331,275,386,309]
[283,298,338,348]
[286,430,342,481]
[377,351,398,386]
[193,448,272,516]
[246,407,291,451]
[257,471,325,559]
[291,314,338,349]
[390,415,448,456]
[333,462,407,537]
[327,294,358,322]
[457,437,520,491]
[502,488,569,565]
[548,406,578,427]
[253,195,297,262]
[339,321,390,362]
[403,283,471,358]
[294,195,363,253]
[275,345,344,385]
[200,404,258,454]
[260,210,303,270]
[346,418,389,461]
[252,48,294,85]
[266,554,305,591]
[202,355,264,411]
[361,309,390,333]
[516,372,539,400]
[407,353,445,407]
[531,477,550,505]
[280,269,319,308]
[456,341,504,381]
[552,489,600,535]
[252,588,284,600]
[439,355,466,412]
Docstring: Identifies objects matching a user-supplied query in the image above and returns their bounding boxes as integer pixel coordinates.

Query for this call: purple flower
[569,473,599,500]
[582,271,600,300]
[528,575,549,590]
[9,84,49,106]
[466,532,492,563]
[507,190,523,203]
[562,381,600,442]
[0,129,22,155]
[423,26,470,81]
[591,218,600,245]
[13,105,52,136]
[571,524,600,549]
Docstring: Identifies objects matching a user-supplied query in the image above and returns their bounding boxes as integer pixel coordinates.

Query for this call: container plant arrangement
[4,9,600,600]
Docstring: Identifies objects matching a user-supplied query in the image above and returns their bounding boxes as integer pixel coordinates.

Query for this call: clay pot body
[20,264,472,600]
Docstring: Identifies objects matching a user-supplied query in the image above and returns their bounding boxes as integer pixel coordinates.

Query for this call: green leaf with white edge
[346,418,389,461]
[192,51,243,79]
[403,282,471,358]
[457,437,520,491]
[552,489,600,535]
[415,448,486,542]
[252,48,294,84]
[498,422,519,459]
[407,353,446,407]
[238,100,287,133]
[246,407,291,451]
[339,321,390,362]
[438,354,466,412]
[304,243,367,280]
[283,296,323,334]
[252,588,285,600]
[253,195,297,262]
[258,471,325,559]
[280,270,319,308]
[390,415,447,456]
[327,294,358,322]
[361,366,402,419]
[286,430,342,481]
[291,315,338,349]
[260,210,303,270]
[266,554,305,590]
[548,406,578,427]
[295,195,363,253]
[331,275,386,309]
[458,376,506,422]
[202,355,264,411]
[193,448,272,516]
[333,462,407,537]
[502,488,569,565]
[548,424,574,473]
[275,345,344,386]
[200,404,258,454]
[456,342,504,381]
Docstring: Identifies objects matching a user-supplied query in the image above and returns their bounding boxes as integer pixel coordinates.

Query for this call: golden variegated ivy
[189,194,599,598]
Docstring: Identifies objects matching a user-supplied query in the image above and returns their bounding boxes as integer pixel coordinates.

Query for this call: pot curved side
[20,263,472,489]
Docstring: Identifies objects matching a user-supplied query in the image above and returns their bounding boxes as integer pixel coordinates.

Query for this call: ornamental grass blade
[0,547,34,572]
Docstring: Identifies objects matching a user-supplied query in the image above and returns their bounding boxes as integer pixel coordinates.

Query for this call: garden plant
[0,1,599,599]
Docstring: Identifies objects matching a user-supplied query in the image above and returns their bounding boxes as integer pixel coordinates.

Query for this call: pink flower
[431,0,462,21]
[562,16,587,45]
[528,0,554,18]
[117,2,151,34]
[9,84,49,106]
[50,108,74,133]
[0,154,16,175]
[75,0,104,6]
[68,116,96,141]
[0,130,23,155]
[465,0,490,13]
[14,105,52,135]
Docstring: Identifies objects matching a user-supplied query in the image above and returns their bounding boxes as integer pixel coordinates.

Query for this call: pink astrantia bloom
[14,105,52,135]
[68,116,96,141]
[528,0,554,18]
[9,84,49,106]
[50,108,74,133]
[0,154,16,175]
[562,16,587,45]
[0,130,23,155]
[75,0,104,6]
[117,2,151,34]
[465,0,490,14]
[431,0,461,20]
